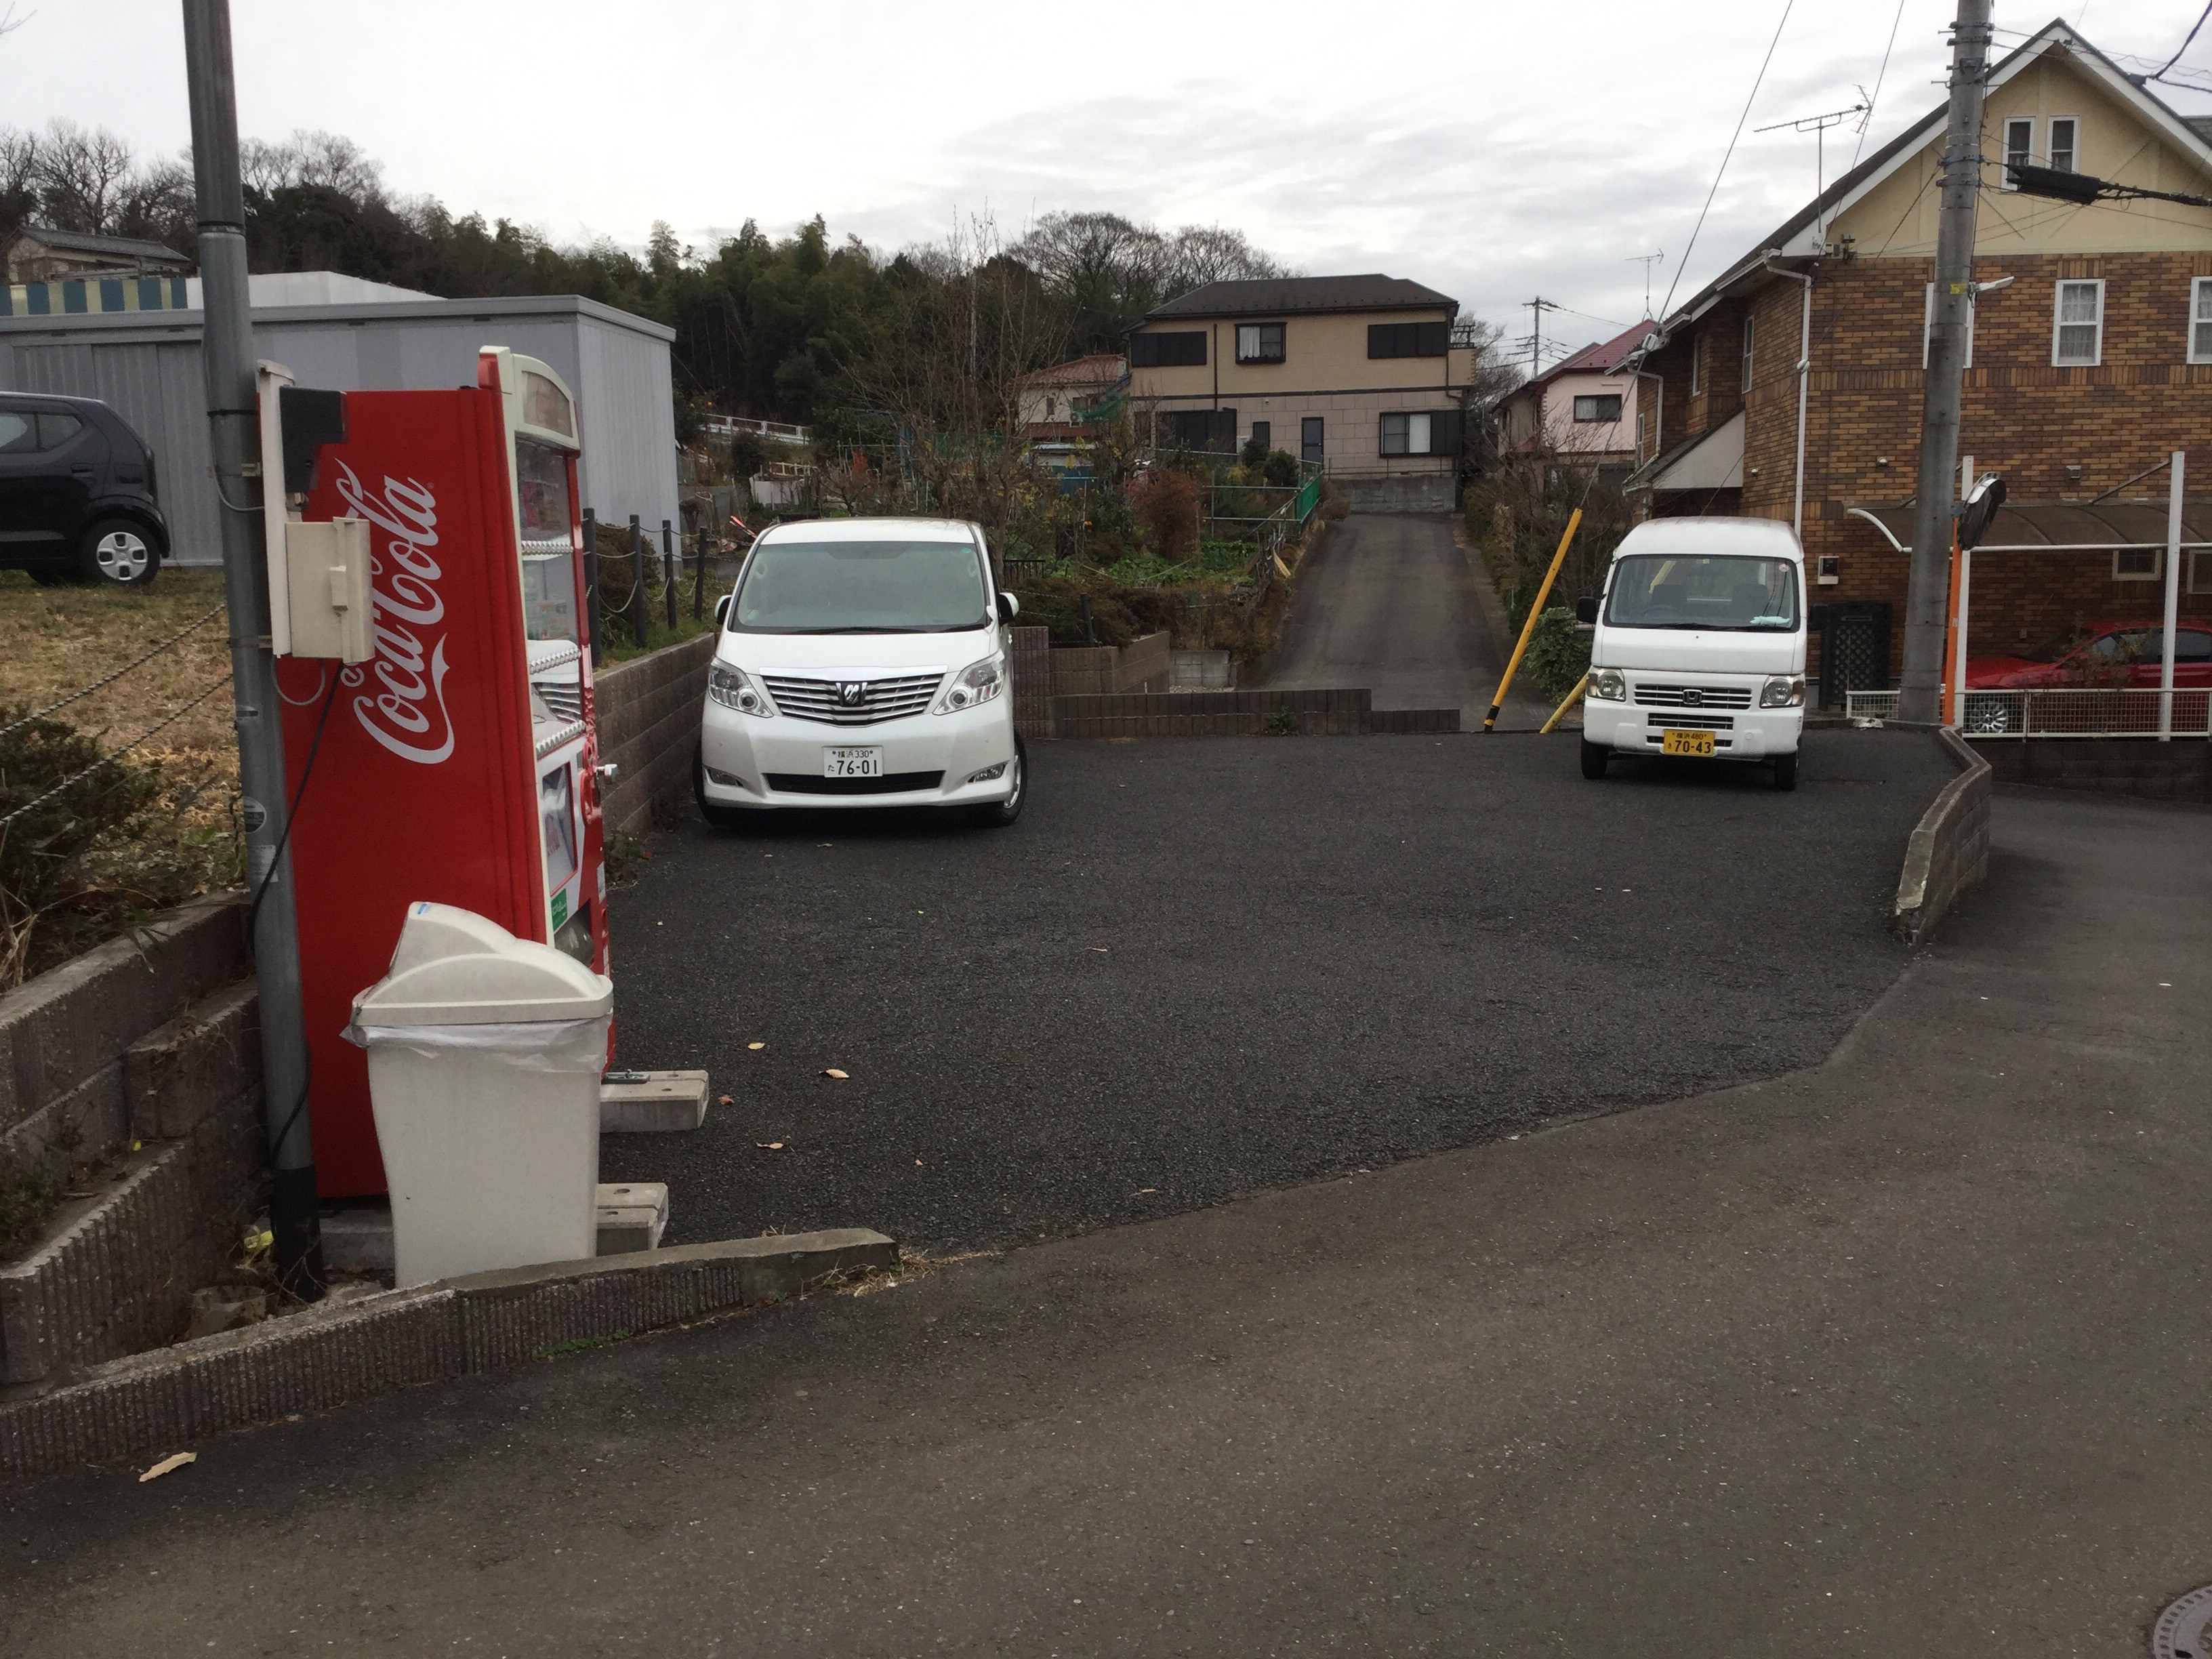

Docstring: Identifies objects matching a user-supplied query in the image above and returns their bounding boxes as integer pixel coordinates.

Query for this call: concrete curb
[0,1228,896,1485]
[1893,727,1992,945]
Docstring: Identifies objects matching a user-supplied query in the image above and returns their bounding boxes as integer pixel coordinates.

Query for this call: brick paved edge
[1892,728,1992,945]
[0,1228,896,1485]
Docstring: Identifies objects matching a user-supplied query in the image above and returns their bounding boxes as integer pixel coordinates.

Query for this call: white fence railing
[1846,687,2212,737]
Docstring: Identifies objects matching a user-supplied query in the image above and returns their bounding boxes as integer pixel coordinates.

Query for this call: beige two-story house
[1126,274,1476,510]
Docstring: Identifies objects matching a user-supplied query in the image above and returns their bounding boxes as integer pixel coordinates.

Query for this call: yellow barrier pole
[1483,507,1582,731]
[1540,671,1589,735]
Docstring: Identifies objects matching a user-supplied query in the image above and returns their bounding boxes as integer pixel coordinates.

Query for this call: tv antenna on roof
[1756,96,1870,245]
[1625,251,1663,319]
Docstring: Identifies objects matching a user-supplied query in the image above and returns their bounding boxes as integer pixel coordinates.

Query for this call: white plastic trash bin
[347,902,614,1288]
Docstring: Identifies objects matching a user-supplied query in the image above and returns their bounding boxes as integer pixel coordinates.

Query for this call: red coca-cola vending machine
[271,346,610,1196]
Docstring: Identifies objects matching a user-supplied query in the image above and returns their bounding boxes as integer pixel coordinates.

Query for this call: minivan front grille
[764,771,944,796]
[1634,683,1753,709]
[762,672,944,726]
[1647,712,1735,731]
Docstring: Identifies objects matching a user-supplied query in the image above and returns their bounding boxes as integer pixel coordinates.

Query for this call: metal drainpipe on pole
[1900,0,1993,726]
[2160,451,2184,741]
[1760,253,1815,538]
[182,0,323,1299]
[661,518,676,630]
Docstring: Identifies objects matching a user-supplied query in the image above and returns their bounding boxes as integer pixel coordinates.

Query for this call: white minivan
[695,517,1025,826]
[1575,517,1807,791]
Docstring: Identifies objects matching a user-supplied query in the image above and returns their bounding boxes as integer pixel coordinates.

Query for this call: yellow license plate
[1661,729,1717,757]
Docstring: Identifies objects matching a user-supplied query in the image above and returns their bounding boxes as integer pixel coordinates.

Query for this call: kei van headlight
[1759,674,1805,709]
[933,653,1004,714]
[708,663,777,717]
[1589,668,1626,701]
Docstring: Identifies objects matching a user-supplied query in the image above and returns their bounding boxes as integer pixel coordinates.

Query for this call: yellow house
[1126,274,1478,511]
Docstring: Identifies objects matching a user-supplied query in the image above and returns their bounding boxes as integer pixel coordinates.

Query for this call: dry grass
[0,568,239,819]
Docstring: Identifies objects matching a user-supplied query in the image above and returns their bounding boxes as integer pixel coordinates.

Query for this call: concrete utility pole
[183,0,325,1297]
[1899,0,1994,725]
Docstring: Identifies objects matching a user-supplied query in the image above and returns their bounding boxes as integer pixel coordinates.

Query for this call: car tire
[693,742,752,831]
[968,735,1027,827]
[78,518,161,587]
[1580,739,1609,780]
[1962,694,2018,735]
[1771,752,1798,792]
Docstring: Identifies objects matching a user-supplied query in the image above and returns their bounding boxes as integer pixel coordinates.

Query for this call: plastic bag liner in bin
[345,901,615,1286]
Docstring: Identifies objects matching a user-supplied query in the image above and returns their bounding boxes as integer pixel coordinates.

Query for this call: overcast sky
[9,1,2212,364]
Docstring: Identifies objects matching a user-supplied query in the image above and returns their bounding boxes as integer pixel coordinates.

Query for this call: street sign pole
[1899,0,1992,726]
[182,0,325,1296]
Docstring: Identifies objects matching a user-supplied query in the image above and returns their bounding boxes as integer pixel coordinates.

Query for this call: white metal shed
[0,290,678,566]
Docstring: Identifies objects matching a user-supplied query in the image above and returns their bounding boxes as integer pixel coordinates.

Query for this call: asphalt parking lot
[602,729,1955,1252]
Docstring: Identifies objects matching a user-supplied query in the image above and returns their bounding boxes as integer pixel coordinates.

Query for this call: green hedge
[1521,608,1591,701]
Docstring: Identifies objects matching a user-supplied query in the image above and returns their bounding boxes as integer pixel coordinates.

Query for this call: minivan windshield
[1603,554,1800,632]
[729,539,988,634]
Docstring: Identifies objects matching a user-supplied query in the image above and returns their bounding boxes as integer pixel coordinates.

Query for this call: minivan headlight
[1589,668,1626,701]
[708,663,777,717]
[933,653,1004,714]
[1760,674,1805,708]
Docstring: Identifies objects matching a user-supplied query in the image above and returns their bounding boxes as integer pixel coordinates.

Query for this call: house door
[1300,417,1324,466]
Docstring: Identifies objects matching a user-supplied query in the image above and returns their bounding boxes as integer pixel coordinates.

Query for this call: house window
[1159,409,1236,452]
[2191,549,2212,595]
[1740,314,1756,388]
[1572,394,1622,422]
[2053,279,2104,367]
[2191,276,2212,365]
[1130,330,1206,368]
[1366,321,1451,359]
[1923,283,1976,367]
[1235,322,1286,364]
[2002,117,2034,187]
[1043,395,1057,420]
[1689,334,1704,396]
[1377,410,1464,457]
[2047,117,2078,173]
[2112,546,2161,581]
[1301,416,1324,464]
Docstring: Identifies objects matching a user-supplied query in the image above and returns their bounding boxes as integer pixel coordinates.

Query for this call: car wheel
[1771,752,1798,792]
[1962,694,2017,735]
[78,518,160,587]
[968,735,1027,827]
[693,742,752,831]
[1580,739,1609,780]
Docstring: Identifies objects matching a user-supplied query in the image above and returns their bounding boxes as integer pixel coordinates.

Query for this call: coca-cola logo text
[333,462,455,765]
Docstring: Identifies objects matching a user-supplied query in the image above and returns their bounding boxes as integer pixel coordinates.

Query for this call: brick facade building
[1621,20,2212,695]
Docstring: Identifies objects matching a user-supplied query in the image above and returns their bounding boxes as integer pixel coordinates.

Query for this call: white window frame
[2052,277,2105,367]
[1923,283,1975,369]
[1572,392,1622,424]
[1689,333,1704,396]
[1741,313,1755,388]
[2001,117,2034,188]
[2190,276,2212,365]
[2047,115,2079,174]
[2112,546,2161,582]
[1378,411,1435,457]
[1235,321,1286,365]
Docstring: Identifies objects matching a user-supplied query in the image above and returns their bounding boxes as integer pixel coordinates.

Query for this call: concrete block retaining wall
[593,634,718,836]
[1893,728,1993,945]
[1975,736,2212,803]
[1332,474,1455,515]
[1049,631,1172,697]
[1052,687,1459,739]
[1010,626,1053,741]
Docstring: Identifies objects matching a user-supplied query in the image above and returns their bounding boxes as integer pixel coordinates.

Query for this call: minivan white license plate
[823,746,883,779]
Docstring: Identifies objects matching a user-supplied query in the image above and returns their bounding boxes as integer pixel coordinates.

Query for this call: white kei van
[1574,517,1807,791]
[695,518,1025,826]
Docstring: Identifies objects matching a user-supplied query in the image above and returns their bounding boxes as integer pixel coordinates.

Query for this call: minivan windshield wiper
[772,623,981,634]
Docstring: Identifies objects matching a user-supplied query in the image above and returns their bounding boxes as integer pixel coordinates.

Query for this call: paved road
[8,787,2204,1657]
[1263,513,1547,724]
[598,730,1948,1253]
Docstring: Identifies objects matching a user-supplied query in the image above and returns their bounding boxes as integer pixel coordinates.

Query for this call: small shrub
[1129,469,1201,560]
[1521,607,1592,701]
[1261,449,1300,488]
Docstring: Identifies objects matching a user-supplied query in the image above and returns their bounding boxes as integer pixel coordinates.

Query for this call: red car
[1961,617,2212,733]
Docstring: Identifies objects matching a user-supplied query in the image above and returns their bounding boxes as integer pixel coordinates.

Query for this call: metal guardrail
[1846,687,2212,737]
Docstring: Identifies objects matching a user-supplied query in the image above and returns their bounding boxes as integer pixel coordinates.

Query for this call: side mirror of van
[996,591,1021,623]
[714,594,731,628]
[1574,594,1597,625]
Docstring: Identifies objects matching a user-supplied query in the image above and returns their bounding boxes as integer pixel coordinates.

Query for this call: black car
[0,392,169,586]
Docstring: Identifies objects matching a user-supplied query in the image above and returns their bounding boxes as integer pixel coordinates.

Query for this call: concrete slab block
[594,1182,669,1254]
[599,1069,710,1132]
[124,978,260,1141]
[320,1204,394,1275]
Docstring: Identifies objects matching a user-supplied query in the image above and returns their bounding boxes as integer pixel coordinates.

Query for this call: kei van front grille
[762,672,944,726]
[1634,683,1753,709]
[1647,712,1735,731]
[764,771,945,796]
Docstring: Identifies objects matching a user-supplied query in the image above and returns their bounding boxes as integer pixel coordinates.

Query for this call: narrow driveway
[8,787,2205,1657]
[600,731,1948,1252]
[1263,513,1544,724]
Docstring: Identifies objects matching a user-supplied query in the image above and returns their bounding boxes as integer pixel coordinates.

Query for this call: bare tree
[35,119,135,234]
[1161,224,1292,289]
[239,129,385,201]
